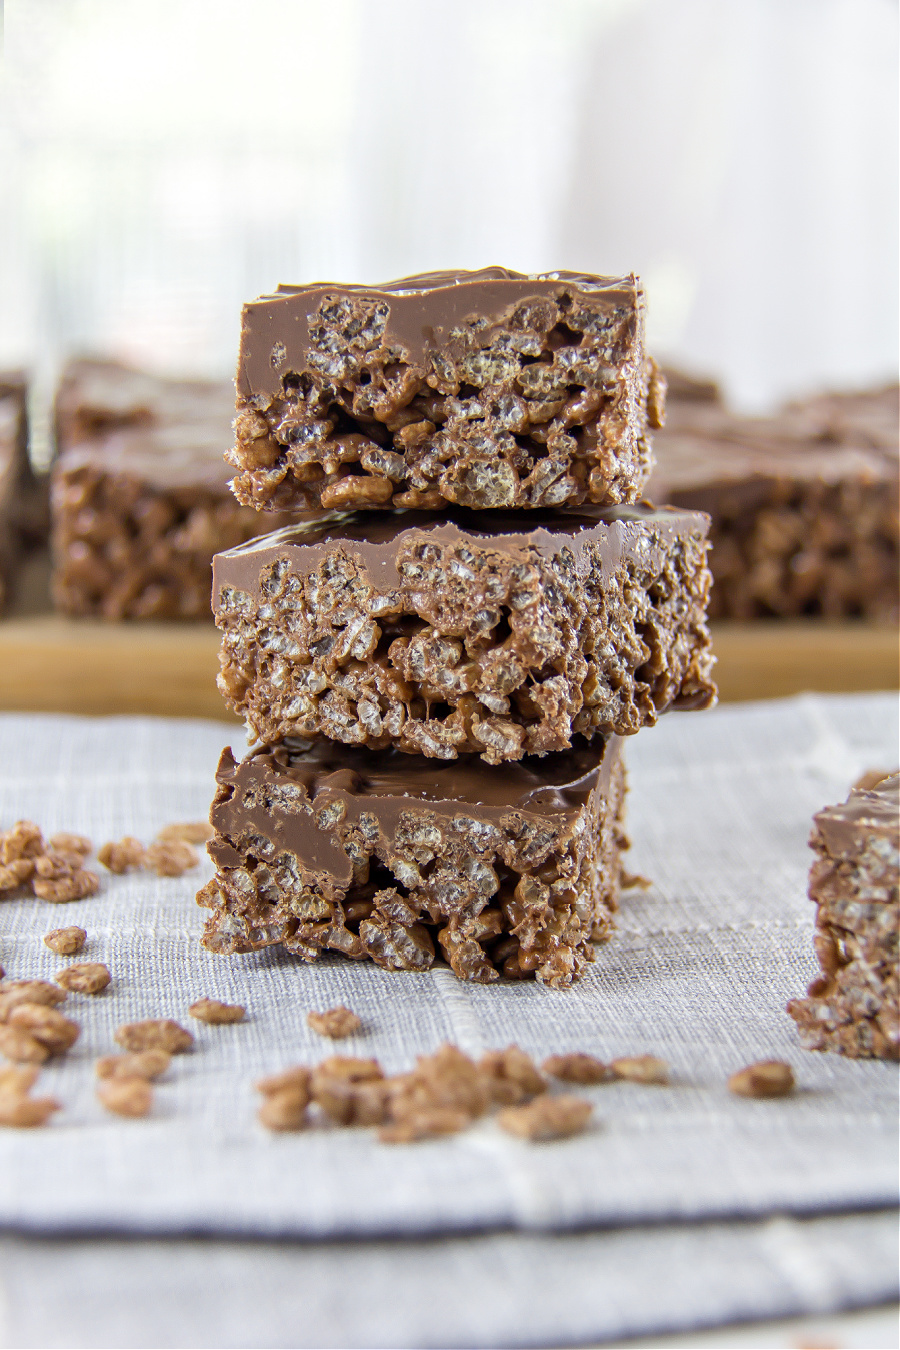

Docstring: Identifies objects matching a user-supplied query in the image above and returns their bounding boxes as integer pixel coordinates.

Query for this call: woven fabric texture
[0,694,896,1239]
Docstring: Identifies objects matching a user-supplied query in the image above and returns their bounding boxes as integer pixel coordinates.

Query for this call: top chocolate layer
[813,774,900,861]
[247,734,615,818]
[214,501,704,596]
[238,268,642,400]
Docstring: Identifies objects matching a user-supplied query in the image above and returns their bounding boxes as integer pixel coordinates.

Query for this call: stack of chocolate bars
[198,268,717,987]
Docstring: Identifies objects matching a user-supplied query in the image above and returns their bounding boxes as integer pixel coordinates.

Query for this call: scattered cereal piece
[620,870,652,890]
[188,997,245,1025]
[0,1064,39,1094]
[98,837,145,874]
[47,833,92,856]
[728,1060,795,1099]
[315,1076,395,1127]
[258,1088,308,1132]
[610,1055,669,1085]
[96,1050,171,1081]
[44,926,87,956]
[498,1094,592,1141]
[311,1056,383,1091]
[393,1044,489,1122]
[479,1045,546,1105]
[307,1005,362,1039]
[256,1066,311,1100]
[0,980,67,1016]
[542,1052,612,1085]
[379,1107,469,1143]
[55,962,111,995]
[0,1024,50,1064]
[156,822,213,845]
[32,860,100,904]
[143,840,198,877]
[8,1003,80,1054]
[97,1078,152,1118]
[115,1019,193,1054]
[0,858,36,894]
[0,820,44,865]
[0,1093,61,1127]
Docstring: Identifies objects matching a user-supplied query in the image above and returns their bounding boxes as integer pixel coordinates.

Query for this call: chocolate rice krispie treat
[213,503,715,761]
[198,734,628,988]
[788,774,899,1060]
[650,379,899,621]
[229,268,663,514]
[0,373,46,612]
[51,359,293,620]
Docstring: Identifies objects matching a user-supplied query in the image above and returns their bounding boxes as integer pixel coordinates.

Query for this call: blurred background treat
[0,372,47,613]
[649,374,899,622]
[0,0,895,708]
[51,360,293,620]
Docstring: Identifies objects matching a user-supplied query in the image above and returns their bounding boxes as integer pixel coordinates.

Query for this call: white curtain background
[1,0,896,429]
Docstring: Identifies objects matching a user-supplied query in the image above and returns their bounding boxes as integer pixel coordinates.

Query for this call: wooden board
[0,616,893,720]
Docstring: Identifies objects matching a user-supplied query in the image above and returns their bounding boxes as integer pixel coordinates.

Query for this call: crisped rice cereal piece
[55,962,111,995]
[610,1054,669,1085]
[44,925,87,956]
[255,1065,311,1100]
[8,1003,80,1053]
[32,862,100,904]
[311,1055,383,1087]
[498,1093,592,1141]
[379,1106,470,1143]
[0,980,67,1016]
[542,1052,612,1084]
[188,997,245,1024]
[143,840,198,876]
[97,837,145,873]
[307,1005,362,1039]
[0,820,44,865]
[156,822,214,844]
[47,833,92,857]
[0,1064,40,1094]
[97,1078,152,1118]
[96,1050,171,1081]
[115,1019,194,1054]
[258,1088,308,1131]
[479,1045,546,1105]
[728,1060,795,1099]
[0,1024,50,1064]
[0,858,36,894]
[0,1093,61,1127]
[393,1044,489,1122]
[314,1076,395,1127]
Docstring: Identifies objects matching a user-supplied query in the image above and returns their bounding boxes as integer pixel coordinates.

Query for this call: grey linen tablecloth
[0,694,896,1346]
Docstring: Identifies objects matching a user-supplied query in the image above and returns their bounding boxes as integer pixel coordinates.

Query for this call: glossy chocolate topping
[238,266,640,400]
[214,736,621,883]
[214,502,707,596]
[814,774,900,859]
[269,735,616,811]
